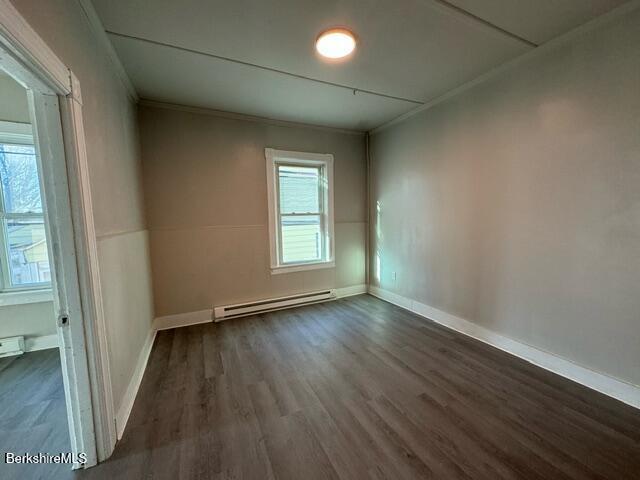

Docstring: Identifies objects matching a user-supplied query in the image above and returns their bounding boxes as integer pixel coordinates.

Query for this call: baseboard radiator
[0,335,25,358]
[214,289,336,321]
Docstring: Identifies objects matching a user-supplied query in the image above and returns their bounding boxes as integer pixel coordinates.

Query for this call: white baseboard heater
[214,289,336,321]
[0,335,25,358]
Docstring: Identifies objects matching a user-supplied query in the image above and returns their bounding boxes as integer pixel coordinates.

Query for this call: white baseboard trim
[153,309,213,331]
[25,334,59,352]
[336,284,368,298]
[115,327,156,439]
[367,286,640,410]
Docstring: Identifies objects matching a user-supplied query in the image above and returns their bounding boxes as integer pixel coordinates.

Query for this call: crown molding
[76,0,138,101]
[139,99,366,136]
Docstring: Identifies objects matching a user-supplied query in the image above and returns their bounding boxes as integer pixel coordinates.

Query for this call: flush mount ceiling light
[315,28,357,59]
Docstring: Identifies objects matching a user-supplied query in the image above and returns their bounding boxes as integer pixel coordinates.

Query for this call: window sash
[276,163,322,214]
[0,212,49,291]
[279,211,322,216]
[275,161,327,266]
[279,214,322,264]
[0,140,51,291]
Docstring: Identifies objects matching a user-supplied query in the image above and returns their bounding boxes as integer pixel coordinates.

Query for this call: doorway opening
[0,4,116,472]
[0,70,75,478]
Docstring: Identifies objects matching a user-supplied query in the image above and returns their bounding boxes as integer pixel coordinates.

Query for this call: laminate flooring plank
[64,295,640,480]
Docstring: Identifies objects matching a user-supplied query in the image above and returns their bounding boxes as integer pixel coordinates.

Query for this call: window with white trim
[265,148,334,274]
[0,123,51,291]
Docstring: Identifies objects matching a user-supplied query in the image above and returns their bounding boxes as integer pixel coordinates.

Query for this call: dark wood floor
[77,294,640,480]
[0,348,72,480]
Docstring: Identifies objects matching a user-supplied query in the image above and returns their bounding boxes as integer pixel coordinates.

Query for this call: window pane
[6,218,50,286]
[281,215,321,263]
[278,165,320,214]
[0,143,43,213]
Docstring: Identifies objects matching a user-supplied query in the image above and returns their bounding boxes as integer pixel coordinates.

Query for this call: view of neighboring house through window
[266,148,334,273]
[0,138,50,289]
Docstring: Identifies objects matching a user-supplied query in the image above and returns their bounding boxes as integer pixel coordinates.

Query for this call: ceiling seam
[425,0,538,47]
[369,0,639,134]
[105,30,424,106]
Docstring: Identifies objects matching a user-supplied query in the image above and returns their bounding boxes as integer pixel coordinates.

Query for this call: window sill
[0,289,53,306]
[271,261,335,275]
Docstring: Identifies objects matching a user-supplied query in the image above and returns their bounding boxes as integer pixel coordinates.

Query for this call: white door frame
[0,0,116,467]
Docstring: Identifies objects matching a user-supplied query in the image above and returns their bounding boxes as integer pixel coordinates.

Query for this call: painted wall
[370,10,640,386]
[10,0,154,412]
[0,301,55,339]
[0,72,55,342]
[140,105,366,317]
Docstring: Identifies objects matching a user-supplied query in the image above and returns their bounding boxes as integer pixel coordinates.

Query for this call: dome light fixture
[315,28,357,59]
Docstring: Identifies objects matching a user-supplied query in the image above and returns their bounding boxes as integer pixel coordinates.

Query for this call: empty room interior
[0,0,639,478]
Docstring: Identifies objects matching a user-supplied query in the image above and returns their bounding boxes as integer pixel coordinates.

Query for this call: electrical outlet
[391,271,397,282]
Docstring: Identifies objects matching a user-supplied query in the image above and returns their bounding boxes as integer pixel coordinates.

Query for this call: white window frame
[266,148,335,274]
[0,120,52,295]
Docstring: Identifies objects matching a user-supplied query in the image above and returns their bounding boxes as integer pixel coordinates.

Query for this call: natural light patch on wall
[374,200,381,283]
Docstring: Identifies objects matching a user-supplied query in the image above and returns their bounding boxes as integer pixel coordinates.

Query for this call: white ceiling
[91,0,626,131]
[445,0,624,44]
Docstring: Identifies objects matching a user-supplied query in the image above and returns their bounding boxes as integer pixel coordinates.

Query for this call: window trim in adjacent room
[265,148,335,274]
[0,120,52,297]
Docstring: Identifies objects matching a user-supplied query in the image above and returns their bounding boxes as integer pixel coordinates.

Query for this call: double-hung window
[0,122,51,292]
[265,148,334,274]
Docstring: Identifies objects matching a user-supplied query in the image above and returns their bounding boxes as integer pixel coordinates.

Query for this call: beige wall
[0,72,30,123]
[370,9,640,386]
[11,0,154,411]
[0,301,55,339]
[140,105,366,317]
